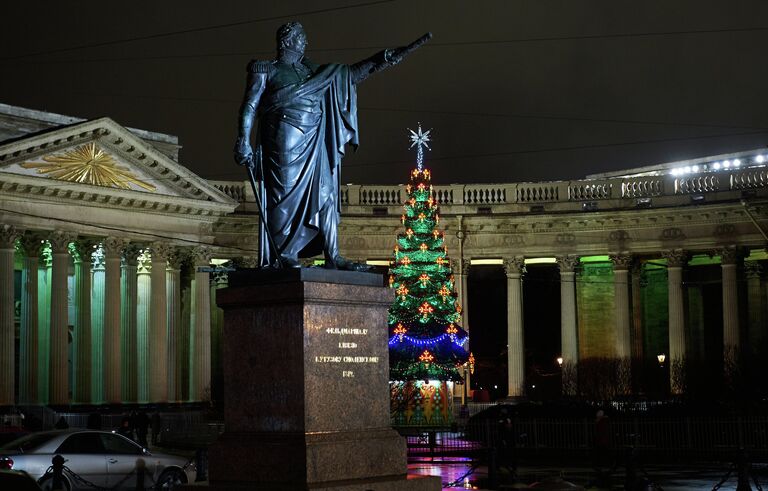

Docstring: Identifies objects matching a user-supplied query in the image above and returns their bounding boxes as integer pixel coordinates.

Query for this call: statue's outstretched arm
[350,32,432,85]
[234,70,267,167]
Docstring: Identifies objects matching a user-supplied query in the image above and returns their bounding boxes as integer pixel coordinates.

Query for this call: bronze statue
[234,22,431,269]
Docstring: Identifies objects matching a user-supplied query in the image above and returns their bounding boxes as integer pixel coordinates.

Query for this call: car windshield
[0,432,56,453]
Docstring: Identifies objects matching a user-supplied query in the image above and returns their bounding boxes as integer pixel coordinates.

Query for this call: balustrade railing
[621,178,664,198]
[516,183,560,202]
[211,167,767,211]
[675,174,720,194]
[730,167,768,190]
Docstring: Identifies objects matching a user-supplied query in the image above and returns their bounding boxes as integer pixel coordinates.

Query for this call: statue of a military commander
[234,22,430,269]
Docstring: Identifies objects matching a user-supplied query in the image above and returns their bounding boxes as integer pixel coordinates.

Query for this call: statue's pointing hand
[385,32,433,66]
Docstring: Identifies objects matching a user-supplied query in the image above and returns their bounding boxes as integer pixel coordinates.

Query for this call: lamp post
[657,353,666,397]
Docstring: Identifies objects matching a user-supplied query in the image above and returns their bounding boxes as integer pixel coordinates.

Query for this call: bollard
[135,458,146,491]
[195,448,208,482]
[736,449,751,491]
[488,446,498,490]
[51,455,65,491]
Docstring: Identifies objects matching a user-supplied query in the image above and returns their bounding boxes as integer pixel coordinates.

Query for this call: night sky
[3,1,768,186]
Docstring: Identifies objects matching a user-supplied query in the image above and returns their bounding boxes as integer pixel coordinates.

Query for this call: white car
[0,430,195,490]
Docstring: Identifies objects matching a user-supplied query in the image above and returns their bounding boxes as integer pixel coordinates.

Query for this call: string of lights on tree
[388,124,471,383]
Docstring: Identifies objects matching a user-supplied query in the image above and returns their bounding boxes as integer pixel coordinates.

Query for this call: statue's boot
[280,255,301,268]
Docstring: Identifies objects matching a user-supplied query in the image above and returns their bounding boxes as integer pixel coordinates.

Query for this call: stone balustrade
[210,165,768,212]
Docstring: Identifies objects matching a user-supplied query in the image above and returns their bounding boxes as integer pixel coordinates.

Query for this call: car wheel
[156,469,186,490]
[38,475,72,491]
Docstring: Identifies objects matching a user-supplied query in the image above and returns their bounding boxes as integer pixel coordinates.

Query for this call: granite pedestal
[184,269,439,490]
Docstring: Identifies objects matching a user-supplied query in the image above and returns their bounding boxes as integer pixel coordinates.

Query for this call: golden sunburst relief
[20,142,156,191]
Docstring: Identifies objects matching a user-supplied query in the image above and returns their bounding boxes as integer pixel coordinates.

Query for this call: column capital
[744,260,762,279]
[503,256,525,276]
[103,237,128,257]
[610,253,633,271]
[662,249,688,268]
[556,255,580,273]
[166,248,186,270]
[70,239,98,263]
[190,246,213,267]
[19,233,45,258]
[0,225,21,249]
[717,246,742,265]
[149,242,172,262]
[48,230,76,253]
[457,258,471,275]
[121,244,143,266]
[137,249,152,274]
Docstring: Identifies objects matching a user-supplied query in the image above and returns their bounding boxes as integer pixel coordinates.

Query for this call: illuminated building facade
[1,103,767,405]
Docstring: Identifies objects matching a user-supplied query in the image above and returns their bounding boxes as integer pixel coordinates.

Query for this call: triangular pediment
[0,117,236,207]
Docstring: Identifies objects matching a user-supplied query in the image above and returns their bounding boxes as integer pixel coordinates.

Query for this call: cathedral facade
[1,103,766,406]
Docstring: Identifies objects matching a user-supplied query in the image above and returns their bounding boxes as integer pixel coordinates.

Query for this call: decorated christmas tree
[388,125,470,426]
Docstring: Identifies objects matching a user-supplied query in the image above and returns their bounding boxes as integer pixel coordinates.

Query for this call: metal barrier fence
[398,416,768,462]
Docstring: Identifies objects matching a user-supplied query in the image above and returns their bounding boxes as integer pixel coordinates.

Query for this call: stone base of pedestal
[205,428,408,486]
[185,269,439,490]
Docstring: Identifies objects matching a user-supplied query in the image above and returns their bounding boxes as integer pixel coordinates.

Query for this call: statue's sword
[245,151,283,268]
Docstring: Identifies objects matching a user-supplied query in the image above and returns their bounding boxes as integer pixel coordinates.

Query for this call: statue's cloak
[256,63,358,265]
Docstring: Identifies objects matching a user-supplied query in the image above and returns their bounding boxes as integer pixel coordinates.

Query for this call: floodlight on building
[723,160,731,168]
[684,166,692,173]
[733,159,741,167]
[713,162,721,170]
[691,165,699,172]
[636,197,652,208]
[756,155,766,164]
[582,201,598,211]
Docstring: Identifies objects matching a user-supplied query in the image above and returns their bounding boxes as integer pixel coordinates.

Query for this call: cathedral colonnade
[0,224,218,406]
[466,246,765,399]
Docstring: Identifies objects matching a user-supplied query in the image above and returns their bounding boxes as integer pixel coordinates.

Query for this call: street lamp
[657,353,666,366]
[556,356,564,368]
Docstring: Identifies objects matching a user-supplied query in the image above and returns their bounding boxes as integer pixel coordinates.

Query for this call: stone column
[178,262,193,402]
[503,256,525,398]
[0,225,21,405]
[136,251,151,403]
[455,257,471,397]
[556,255,580,396]
[91,247,105,403]
[719,246,740,369]
[71,240,96,404]
[630,262,644,361]
[166,249,184,402]
[663,249,688,395]
[210,269,229,405]
[745,261,763,358]
[190,246,212,401]
[611,254,633,358]
[48,230,74,405]
[121,245,141,403]
[19,234,42,404]
[103,238,125,404]
[38,245,52,404]
[611,254,633,394]
[149,242,171,403]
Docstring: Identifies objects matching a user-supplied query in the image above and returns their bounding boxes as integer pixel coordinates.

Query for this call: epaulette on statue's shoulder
[247,59,276,74]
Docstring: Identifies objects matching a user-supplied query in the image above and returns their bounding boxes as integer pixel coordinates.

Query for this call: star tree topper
[408,123,432,170]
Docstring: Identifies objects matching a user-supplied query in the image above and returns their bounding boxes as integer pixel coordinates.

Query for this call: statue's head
[276,22,307,57]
